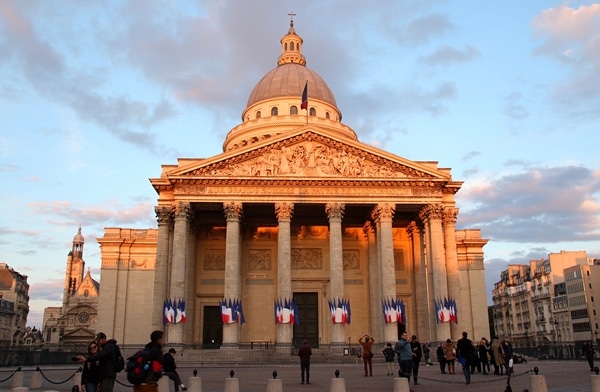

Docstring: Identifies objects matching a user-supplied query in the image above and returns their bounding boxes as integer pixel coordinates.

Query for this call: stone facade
[0,263,29,346]
[97,19,489,353]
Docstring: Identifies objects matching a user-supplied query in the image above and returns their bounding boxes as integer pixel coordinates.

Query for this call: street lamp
[553,319,559,360]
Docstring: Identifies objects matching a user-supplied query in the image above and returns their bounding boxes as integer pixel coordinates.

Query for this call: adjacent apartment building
[0,263,30,346]
[492,250,598,359]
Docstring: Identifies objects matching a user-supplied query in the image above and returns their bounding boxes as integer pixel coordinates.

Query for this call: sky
[1,0,599,329]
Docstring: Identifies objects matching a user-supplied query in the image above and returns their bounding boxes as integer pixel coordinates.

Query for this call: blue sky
[1,1,599,329]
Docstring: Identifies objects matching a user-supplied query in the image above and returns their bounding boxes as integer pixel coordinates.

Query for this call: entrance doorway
[202,306,223,349]
[293,292,319,348]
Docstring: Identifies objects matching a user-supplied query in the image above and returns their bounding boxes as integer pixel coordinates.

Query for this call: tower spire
[278,11,305,66]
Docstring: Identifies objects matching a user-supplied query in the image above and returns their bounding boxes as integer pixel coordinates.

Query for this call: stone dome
[246,63,338,109]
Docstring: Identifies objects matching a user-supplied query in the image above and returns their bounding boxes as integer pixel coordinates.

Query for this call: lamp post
[553,319,559,360]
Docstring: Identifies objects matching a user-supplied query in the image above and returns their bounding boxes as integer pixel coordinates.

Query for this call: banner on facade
[221,298,246,325]
[274,298,300,325]
[328,298,351,324]
[381,297,406,324]
[163,298,187,324]
[435,297,457,324]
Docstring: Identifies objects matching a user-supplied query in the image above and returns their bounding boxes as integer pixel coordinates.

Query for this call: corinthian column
[364,221,383,340]
[419,204,450,341]
[152,206,173,330]
[223,202,243,347]
[371,203,397,342]
[443,207,462,337]
[325,202,345,346]
[169,202,190,344]
[275,202,294,348]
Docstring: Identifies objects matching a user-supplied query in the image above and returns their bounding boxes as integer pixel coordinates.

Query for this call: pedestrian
[491,337,505,375]
[436,342,447,374]
[502,339,514,374]
[478,338,490,375]
[444,338,457,375]
[410,335,422,385]
[132,330,165,392]
[81,341,101,392]
[422,342,431,366]
[76,332,118,392]
[163,348,188,392]
[583,341,595,371]
[358,334,374,377]
[457,331,473,385]
[382,342,396,376]
[394,332,413,380]
[298,339,312,384]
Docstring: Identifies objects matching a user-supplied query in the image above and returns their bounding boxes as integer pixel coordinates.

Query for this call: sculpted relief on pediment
[188,136,433,179]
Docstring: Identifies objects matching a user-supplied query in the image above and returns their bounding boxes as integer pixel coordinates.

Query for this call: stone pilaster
[371,203,396,343]
[364,221,382,340]
[443,207,462,337]
[407,221,430,342]
[223,202,243,346]
[419,204,450,341]
[275,202,294,348]
[152,206,173,331]
[325,202,345,346]
[169,202,190,344]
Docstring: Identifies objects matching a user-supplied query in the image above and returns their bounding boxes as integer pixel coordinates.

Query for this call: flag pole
[301,80,308,124]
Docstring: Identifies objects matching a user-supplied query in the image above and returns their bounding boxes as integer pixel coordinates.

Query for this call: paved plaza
[0,360,597,392]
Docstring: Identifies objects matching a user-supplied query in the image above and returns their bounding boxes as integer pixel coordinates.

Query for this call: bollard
[393,377,410,392]
[591,374,600,392]
[73,371,82,390]
[11,371,24,388]
[29,371,42,389]
[158,376,170,392]
[330,377,345,392]
[530,374,548,392]
[188,375,202,392]
[223,378,239,392]
[266,378,282,392]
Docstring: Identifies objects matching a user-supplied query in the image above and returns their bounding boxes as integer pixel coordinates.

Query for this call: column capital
[223,202,243,221]
[175,202,191,221]
[325,202,345,221]
[275,202,294,221]
[419,203,444,222]
[362,221,374,238]
[406,220,419,239]
[371,203,396,223]
[443,207,459,226]
[155,206,173,226]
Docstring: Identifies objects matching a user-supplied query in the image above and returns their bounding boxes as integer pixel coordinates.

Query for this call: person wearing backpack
[129,330,164,392]
[76,332,118,392]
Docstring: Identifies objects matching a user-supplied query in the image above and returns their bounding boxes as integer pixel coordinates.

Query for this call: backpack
[113,344,125,373]
[126,348,155,385]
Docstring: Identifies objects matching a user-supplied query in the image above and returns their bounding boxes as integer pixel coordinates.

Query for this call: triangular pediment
[167,128,450,181]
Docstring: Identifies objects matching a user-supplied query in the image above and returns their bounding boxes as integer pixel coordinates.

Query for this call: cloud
[420,45,480,66]
[457,165,600,242]
[503,92,529,120]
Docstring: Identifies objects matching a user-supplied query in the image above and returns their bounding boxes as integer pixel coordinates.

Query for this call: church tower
[62,226,85,313]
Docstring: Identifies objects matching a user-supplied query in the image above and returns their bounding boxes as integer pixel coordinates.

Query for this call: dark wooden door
[202,306,223,349]
[293,292,319,348]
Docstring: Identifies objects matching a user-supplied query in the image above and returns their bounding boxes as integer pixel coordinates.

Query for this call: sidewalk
[0,360,595,392]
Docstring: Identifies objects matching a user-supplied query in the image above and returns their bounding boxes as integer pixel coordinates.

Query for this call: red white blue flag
[300,81,308,110]
[328,298,351,325]
[381,297,406,324]
[221,298,246,325]
[274,298,300,325]
[435,297,458,324]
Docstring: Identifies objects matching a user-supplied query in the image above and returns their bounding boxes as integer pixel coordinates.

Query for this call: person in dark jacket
[583,341,595,371]
[298,340,312,384]
[457,331,473,385]
[382,343,396,376]
[133,330,165,392]
[77,332,117,392]
[436,342,447,374]
[163,348,187,392]
[81,341,101,392]
[410,335,423,385]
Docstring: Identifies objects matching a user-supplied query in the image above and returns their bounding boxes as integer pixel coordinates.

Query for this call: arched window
[271,107,278,116]
[256,111,261,119]
[309,108,316,116]
[290,42,295,51]
[290,106,298,115]
[325,112,330,119]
